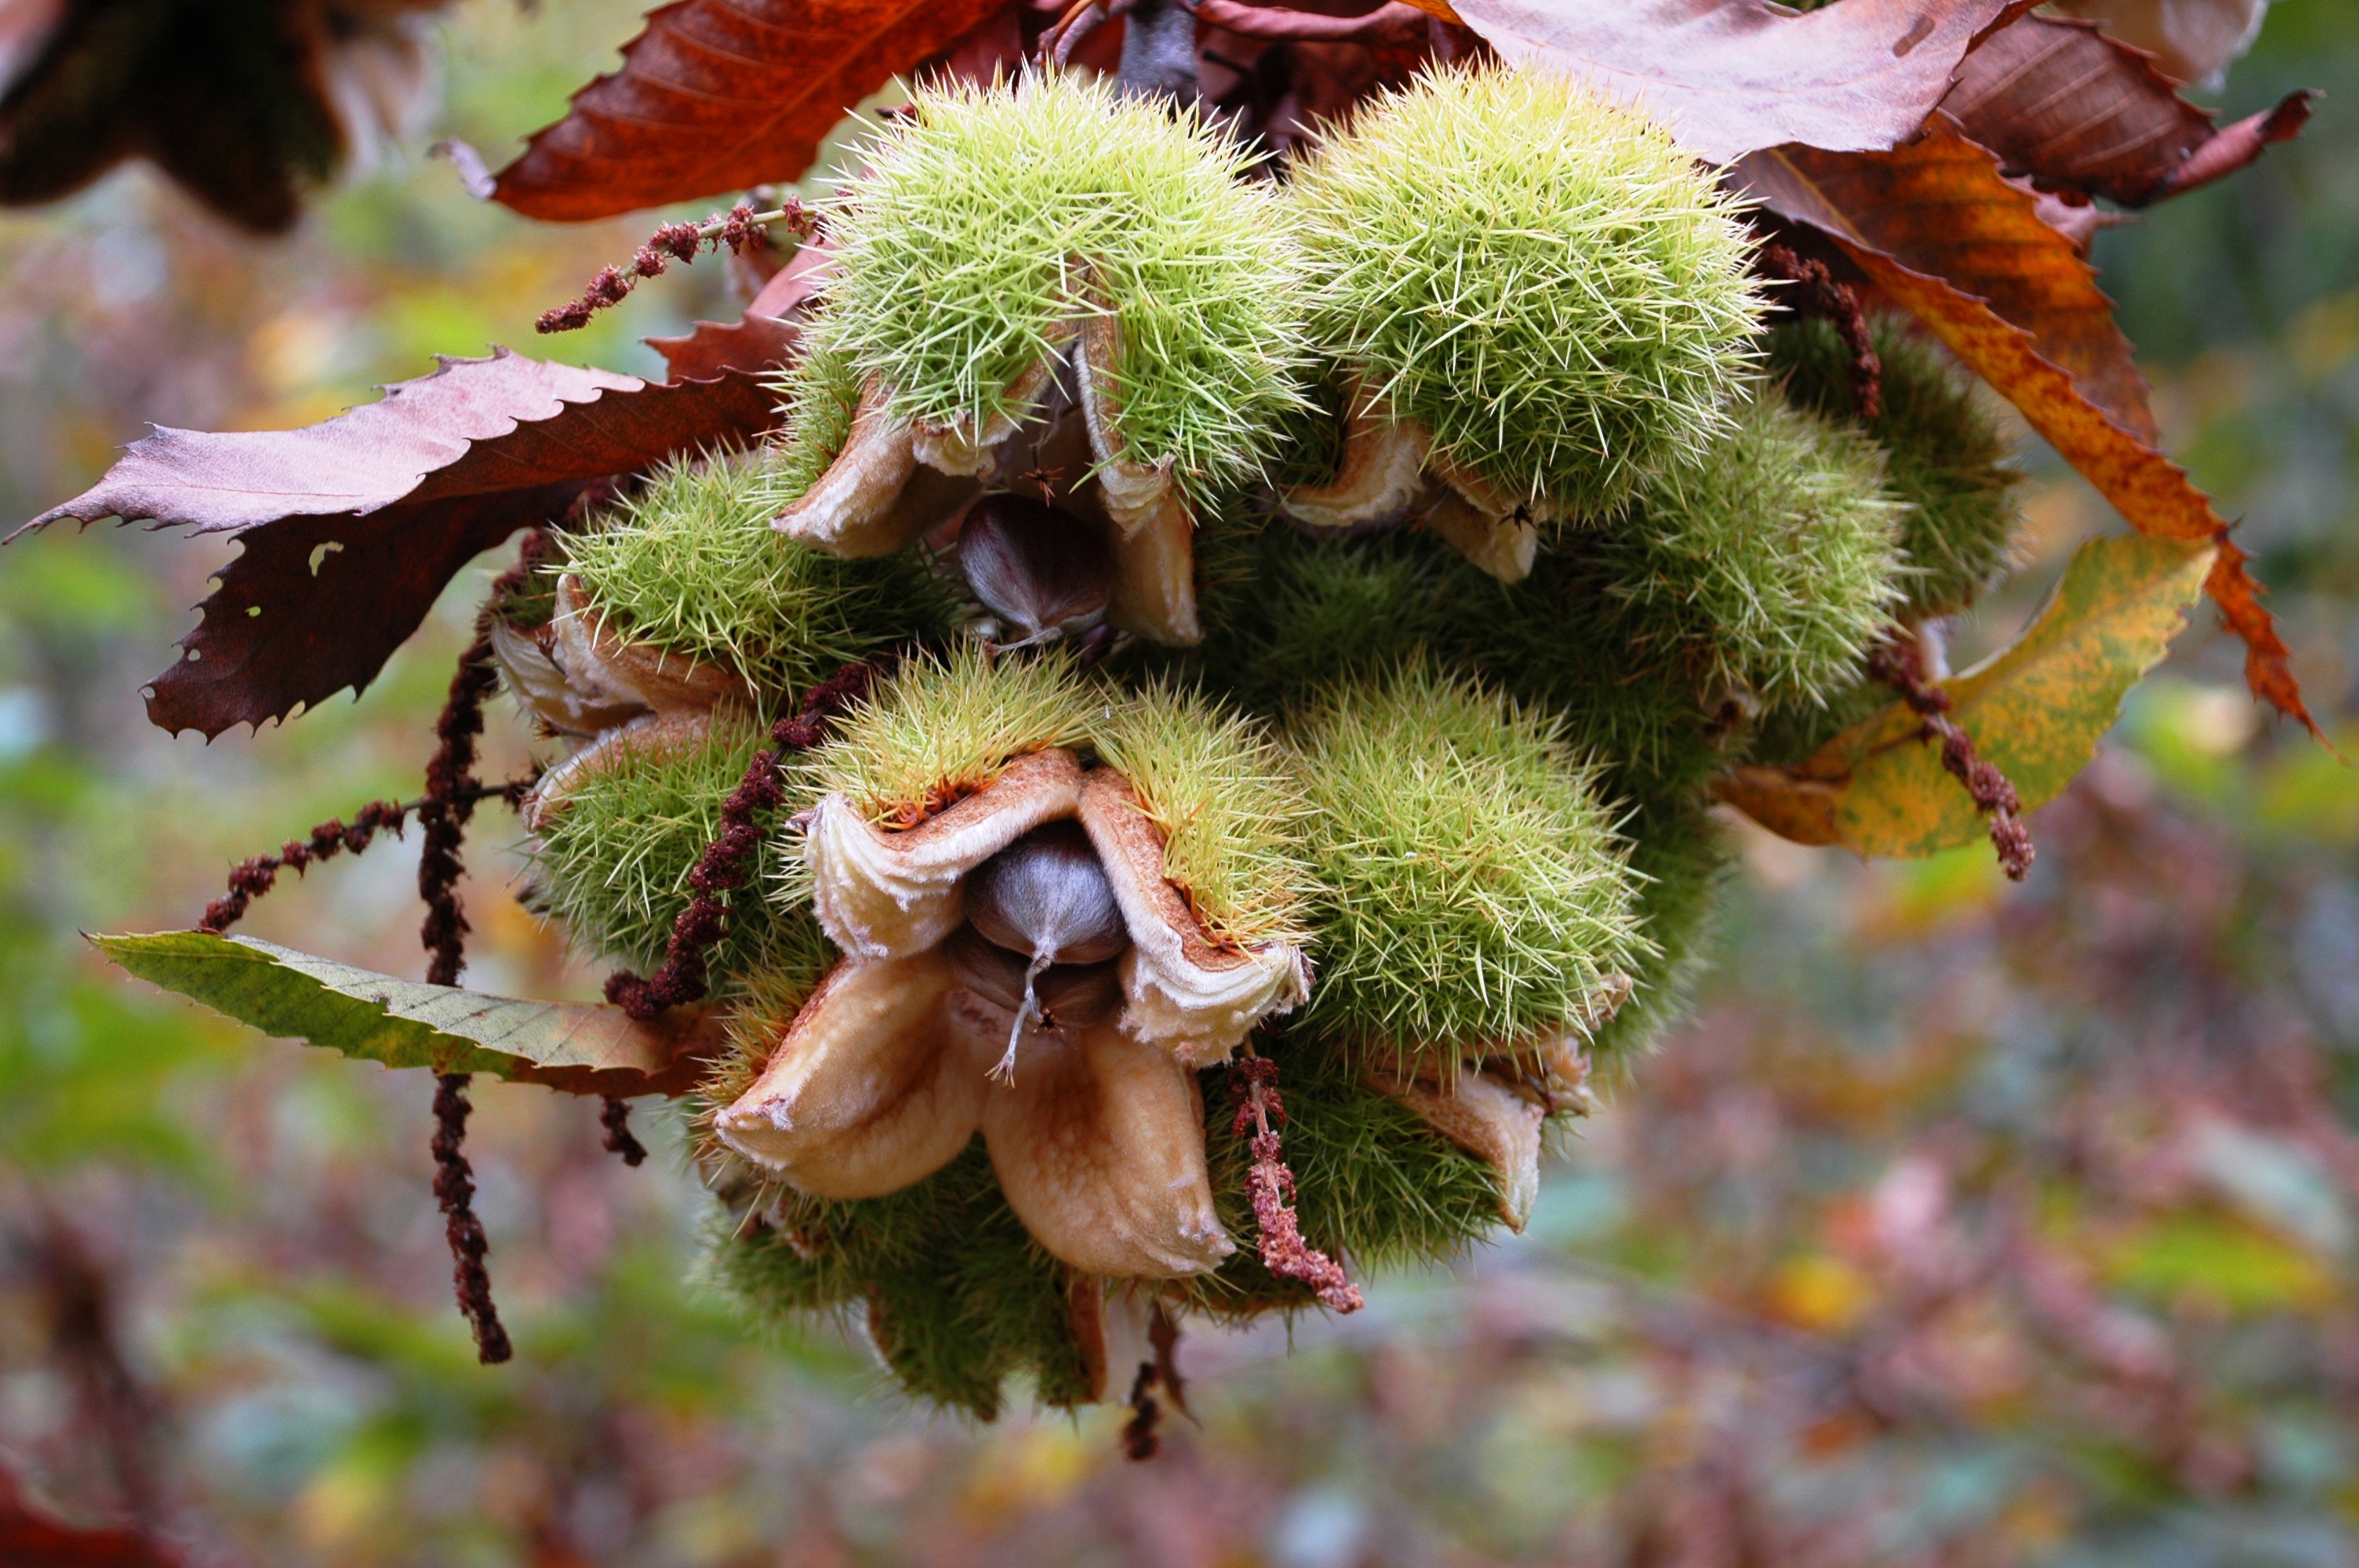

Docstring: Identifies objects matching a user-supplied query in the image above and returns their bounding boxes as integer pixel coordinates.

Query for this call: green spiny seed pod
[697,1143,1092,1418]
[529,715,829,989]
[1587,800,1736,1062]
[1087,680,1318,950]
[1180,520,1449,710]
[816,71,1310,505]
[1439,550,1732,806]
[1597,394,1906,713]
[1740,668,1891,768]
[1289,63,1764,520]
[752,342,863,517]
[1182,525,1727,805]
[565,452,954,696]
[1769,315,2025,619]
[1290,660,1648,1061]
[793,642,1097,829]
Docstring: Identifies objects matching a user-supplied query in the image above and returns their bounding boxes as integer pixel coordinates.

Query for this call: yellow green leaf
[92,931,722,1096]
[1719,532,2216,857]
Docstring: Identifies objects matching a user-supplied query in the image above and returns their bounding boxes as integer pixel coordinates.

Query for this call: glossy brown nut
[965,821,1129,967]
[958,492,1115,641]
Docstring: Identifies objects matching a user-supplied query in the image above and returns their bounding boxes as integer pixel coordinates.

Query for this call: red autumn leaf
[645,245,825,382]
[0,1472,179,1568]
[1734,120,2320,738]
[1737,113,2158,441]
[19,348,782,739]
[491,0,1013,223]
[1441,0,2016,164]
[646,309,801,383]
[1941,13,2311,208]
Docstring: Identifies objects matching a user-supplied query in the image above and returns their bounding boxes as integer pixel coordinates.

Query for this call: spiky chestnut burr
[560,455,955,697]
[1768,314,2028,622]
[1595,394,1908,716]
[1289,660,1646,1066]
[1282,64,1763,565]
[758,74,1310,645]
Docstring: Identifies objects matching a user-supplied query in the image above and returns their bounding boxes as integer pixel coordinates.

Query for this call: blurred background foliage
[1,2,2357,1564]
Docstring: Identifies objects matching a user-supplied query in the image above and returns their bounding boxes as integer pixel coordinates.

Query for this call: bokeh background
[2,2,2356,1563]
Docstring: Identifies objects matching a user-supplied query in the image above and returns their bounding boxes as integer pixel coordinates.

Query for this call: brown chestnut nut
[958,493,1114,644]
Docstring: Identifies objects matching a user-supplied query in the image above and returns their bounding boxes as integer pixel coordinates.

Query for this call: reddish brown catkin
[1761,242,1882,421]
[536,199,819,333]
[1229,1054,1363,1312]
[1869,636,2037,881]
[201,800,410,934]
[599,1096,648,1167]
[605,661,880,1021]
[414,529,558,1365]
[198,779,540,936]
[1121,1361,1162,1461]
[432,1073,512,1364]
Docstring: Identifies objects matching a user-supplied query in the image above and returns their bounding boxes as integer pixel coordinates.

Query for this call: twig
[1868,634,2036,881]
[1040,0,1123,66]
[605,661,881,1020]
[1229,1052,1363,1312]
[1760,242,1882,421]
[537,200,820,334]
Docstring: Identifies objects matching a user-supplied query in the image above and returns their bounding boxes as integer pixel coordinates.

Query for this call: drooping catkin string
[1869,633,2037,881]
[605,660,881,1020]
[1229,1052,1363,1312]
[1120,1302,1189,1461]
[536,200,819,333]
[412,536,564,1366]
[1760,242,1882,421]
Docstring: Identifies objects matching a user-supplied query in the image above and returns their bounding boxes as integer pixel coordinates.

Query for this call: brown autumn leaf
[2048,0,2269,86]
[646,307,801,383]
[1737,114,2157,443]
[1442,0,2016,164]
[492,0,1012,223]
[1942,13,2310,207]
[1734,120,2320,737]
[0,0,441,234]
[19,347,782,739]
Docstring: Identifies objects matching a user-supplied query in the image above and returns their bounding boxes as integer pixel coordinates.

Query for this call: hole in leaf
[309,541,346,576]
